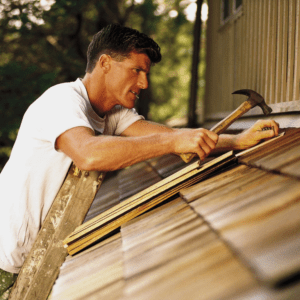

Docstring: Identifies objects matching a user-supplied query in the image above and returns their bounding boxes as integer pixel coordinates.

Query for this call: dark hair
[86,24,161,73]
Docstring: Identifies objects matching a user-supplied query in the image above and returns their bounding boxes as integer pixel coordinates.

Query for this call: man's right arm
[55,125,218,172]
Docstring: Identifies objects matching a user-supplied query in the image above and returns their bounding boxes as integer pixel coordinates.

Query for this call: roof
[49,128,300,300]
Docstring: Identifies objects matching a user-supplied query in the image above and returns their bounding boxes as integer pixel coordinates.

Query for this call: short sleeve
[26,84,94,150]
[104,106,145,136]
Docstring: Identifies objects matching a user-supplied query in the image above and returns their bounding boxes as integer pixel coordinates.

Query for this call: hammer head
[232,89,272,115]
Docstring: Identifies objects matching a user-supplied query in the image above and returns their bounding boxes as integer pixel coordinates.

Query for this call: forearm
[56,122,220,172]
[74,133,176,171]
[212,134,240,154]
[212,119,279,154]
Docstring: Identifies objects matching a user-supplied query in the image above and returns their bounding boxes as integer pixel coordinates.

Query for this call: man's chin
[124,99,136,109]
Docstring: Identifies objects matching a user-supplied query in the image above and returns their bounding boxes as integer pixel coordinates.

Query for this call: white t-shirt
[0,78,143,273]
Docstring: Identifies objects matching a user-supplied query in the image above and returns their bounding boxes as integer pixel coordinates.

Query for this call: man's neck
[82,73,113,117]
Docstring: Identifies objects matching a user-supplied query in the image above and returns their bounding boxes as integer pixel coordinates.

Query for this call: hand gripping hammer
[180,89,273,163]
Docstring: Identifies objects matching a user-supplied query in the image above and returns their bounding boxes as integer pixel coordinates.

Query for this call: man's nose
[138,73,148,89]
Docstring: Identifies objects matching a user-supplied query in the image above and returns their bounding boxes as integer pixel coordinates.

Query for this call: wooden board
[180,165,254,203]
[188,165,300,286]
[117,161,162,201]
[148,153,197,178]
[64,151,235,255]
[9,165,105,300]
[84,175,120,222]
[50,233,124,300]
[120,197,258,300]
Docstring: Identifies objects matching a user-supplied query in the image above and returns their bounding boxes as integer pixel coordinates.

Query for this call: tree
[0,0,199,170]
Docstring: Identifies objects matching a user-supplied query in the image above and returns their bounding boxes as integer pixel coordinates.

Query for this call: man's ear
[98,54,111,73]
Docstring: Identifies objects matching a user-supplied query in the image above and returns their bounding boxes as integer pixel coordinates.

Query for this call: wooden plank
[274,0,284,104]
[233,12,241,91]
[286,0,296,102]
[148,154,193,178]
[264,0,273,101]
[9,165,105,300]
[50,233,124,300]
[64,152,236,255]
[260,0,268,93]
[218,185,300,286]
[244,0,251,88]
[250,140,300,171]
[280,0,289,104]
[84,175,119,222]
[66,155,236,255]
[120,198,258,300]
[294,0,300,101]
[193,171,300,286]
[279,158,300,177]
[190,169,272,218]
[65,153,233,240]
[268,1,278,104]
[180,164,254,203]
[252,0,262,92]
[202,174,293,223]
[248,0,255,89]
[117,161,162,200]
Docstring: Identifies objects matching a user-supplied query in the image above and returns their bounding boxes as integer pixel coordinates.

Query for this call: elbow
[74,156,100,172]
[73,155,118,172]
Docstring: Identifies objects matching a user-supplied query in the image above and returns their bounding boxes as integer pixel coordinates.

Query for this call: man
[0,24,278,297]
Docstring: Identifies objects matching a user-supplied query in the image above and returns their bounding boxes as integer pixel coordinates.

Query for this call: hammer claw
[232,89,272,115]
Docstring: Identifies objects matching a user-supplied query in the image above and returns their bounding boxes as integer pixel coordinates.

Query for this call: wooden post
[9,164,105,300]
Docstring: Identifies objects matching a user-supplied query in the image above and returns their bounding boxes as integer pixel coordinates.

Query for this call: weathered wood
[120,197,257,300]
[189,168,270,217]
[252,140,300,170]
[9,164,105,300]
[148,154,190,178]
[117,161,162,200]
[50,233,124,300]
[180,165,254,203]
[293,0,300,100]
[64,152,236,255]
[188,162,300,286]
[279,158,300,177]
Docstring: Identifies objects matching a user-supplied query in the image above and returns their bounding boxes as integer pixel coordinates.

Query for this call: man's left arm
[212,119,279,154]
[122,119,279,153]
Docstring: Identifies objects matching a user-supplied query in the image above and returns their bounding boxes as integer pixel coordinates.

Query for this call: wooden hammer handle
[180,101,253,163]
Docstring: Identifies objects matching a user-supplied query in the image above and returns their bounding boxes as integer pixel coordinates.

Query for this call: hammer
[180,89,272,163]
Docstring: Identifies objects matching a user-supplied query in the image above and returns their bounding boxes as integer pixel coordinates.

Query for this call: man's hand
[234,119,280,150]
[172,128,219,161]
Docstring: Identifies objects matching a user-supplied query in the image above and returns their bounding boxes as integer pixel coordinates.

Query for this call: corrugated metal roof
[49,128,300,300]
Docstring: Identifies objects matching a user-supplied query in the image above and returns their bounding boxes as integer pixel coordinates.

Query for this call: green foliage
[149,22,194,122]
[0,0,205,170]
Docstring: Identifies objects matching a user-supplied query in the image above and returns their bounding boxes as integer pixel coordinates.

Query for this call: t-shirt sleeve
[28,86,93,150]
[105,106,145,136]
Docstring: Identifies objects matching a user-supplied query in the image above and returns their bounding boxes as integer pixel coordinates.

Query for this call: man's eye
[134,68,140,73]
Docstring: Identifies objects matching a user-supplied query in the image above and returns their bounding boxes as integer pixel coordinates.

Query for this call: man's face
[105,52,151,109]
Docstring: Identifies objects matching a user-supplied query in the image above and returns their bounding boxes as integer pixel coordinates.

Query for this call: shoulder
[43,79,86,101]
[30,79,88,112]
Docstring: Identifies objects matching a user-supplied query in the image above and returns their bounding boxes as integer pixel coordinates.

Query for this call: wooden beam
[64,151,236,255]
[9,164,105,300]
